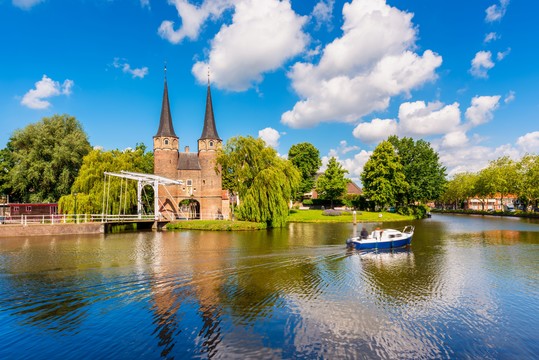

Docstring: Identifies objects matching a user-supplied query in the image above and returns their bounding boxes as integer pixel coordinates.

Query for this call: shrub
[302,199,313,206]
[322,209,342,216]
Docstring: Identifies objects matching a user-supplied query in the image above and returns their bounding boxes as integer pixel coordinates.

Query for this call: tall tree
[217,136,300,227]
[518,155,539,209]
[288,142,322,201]
[316,157,349,208]
[361,141,408,210]
[58,144,153,214]
[388,136,446,204]
[5,114,91,203]
[440,172,477,209]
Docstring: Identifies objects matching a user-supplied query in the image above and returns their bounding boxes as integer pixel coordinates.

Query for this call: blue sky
[1,0,538,184]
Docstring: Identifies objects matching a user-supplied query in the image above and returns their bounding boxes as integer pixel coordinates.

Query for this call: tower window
[164,139,169,145]
[187,179,193,186]
[209,141,214,147]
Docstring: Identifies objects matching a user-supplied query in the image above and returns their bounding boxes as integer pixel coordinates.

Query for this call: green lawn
[286,209,414,223]
[166,220,267,231]
[166,209,413,231]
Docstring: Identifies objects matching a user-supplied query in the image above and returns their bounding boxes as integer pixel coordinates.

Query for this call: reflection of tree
[6,273,89,332]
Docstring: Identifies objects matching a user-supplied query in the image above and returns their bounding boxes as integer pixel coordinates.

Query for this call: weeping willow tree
[218,136,300,227]
[58,144,153,214]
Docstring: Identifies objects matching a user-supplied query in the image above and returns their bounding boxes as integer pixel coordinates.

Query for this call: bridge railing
[0,214,157,225]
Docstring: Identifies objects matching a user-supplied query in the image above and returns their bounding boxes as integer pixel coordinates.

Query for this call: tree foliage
[288,142,322,200]
[217,136,300,227]
[58,144,153,214]
[4,114,92,202]
[440,154,539,211]
[316,157,349,208]
[388,136,447,204]
[361,141,408,210]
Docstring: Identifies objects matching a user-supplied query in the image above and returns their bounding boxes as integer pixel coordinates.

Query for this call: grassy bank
[287,209,414,223]
[165,210,414,231]
[166,220,267,231]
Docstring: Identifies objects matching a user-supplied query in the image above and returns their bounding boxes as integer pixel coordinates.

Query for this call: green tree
[388,136,447,204]
[518,155,539,209]
[440,172,477,209]
[316,157,349,208]
[217,136,300,227]
[5,114,91,202]
[58,144,154,214]
[0,144,14,198]
[361,141,408,210]
[288,142,322,201]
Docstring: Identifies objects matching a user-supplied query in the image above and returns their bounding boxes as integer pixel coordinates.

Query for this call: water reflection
[0,215,538,359]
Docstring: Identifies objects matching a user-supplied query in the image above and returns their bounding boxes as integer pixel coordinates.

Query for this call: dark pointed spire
[199,78,221,140]
[155,65,177,138]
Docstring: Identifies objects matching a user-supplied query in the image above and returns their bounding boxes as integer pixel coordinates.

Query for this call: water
[1,214,538,359]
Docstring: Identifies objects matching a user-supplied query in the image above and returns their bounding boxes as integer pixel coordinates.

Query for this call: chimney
[185,146,189,153]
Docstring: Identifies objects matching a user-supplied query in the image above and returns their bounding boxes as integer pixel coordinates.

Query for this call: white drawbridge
[103,171,183,221]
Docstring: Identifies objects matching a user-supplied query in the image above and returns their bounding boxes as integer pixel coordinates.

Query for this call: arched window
[209,141,214,147]
[164,138,169,145]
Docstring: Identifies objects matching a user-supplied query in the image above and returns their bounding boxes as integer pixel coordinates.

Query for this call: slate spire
[199,75,221,141]
[155,65,177,138]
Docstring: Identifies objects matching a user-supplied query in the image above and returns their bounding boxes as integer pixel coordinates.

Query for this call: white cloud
[140,0,150,8]
[158,0,233,44]
[484,32,499,43]
[338,140,360,154]
[398,101,461,136]
[12,0,43,10]
[312,0,335,30]
[441,131,468,148]
[21,75,74,110]
[504,90,515,104]
[485,0,510,23]
[281,0,442,129]
[113,58,149,79]
[353,118,397,143]
[497,47,511,61]
[516,132,539,154]
[464,95,501,126]
[192,0,308,91]
[322,148,371,184]
[258,127,281,148]
[439,143,520,176]
[470,51,494,78]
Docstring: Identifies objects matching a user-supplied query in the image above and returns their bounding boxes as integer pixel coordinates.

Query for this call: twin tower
[153,74,229,220]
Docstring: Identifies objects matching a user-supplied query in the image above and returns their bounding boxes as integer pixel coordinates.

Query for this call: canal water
[1,214,538,359]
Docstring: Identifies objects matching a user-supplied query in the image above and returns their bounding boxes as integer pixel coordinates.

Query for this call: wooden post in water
[353,210,357,225]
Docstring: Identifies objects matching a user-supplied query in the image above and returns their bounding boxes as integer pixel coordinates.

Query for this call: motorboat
[346,225,414,250]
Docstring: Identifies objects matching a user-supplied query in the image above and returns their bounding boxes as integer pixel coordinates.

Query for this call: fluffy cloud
[159,0,233,44]
[353,118,397,143]
[113,58,149,79]
[398,101,461,136]
[192,0,308,91]
[516,132,539,154]
[484,32,499,43]
[312,0,335,30]
[497,47,511,61]
[504,90,515,104]
[441,131,468,148]
[281,0,442,129]
[12,0,43,9]
[258,127,281,148]
[464,95,501,126]
[470,51,494,78]
[21,75,74,110]
[485,0,510,23]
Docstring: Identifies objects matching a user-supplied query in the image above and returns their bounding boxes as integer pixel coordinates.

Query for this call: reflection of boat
[346,225,414,250]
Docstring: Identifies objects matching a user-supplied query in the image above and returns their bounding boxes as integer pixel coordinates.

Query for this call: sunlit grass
[286,209,413,223]
[166,220,267,231]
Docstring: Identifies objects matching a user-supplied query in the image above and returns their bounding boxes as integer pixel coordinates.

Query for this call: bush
[322,209,342,216]
[302,199,313,206]
[397,204,430,219]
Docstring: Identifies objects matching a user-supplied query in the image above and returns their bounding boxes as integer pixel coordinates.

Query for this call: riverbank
[431,208,539,219]
[165,210,413,231]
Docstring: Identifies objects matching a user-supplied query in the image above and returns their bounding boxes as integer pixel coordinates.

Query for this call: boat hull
[347,235,412,250]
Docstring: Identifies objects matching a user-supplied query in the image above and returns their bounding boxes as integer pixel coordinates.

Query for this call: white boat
[346,225,414,250]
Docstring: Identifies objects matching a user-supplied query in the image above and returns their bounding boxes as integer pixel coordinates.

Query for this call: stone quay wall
[0,223,104,238]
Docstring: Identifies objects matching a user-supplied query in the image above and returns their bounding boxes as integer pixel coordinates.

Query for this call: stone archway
[179,198,200,220]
